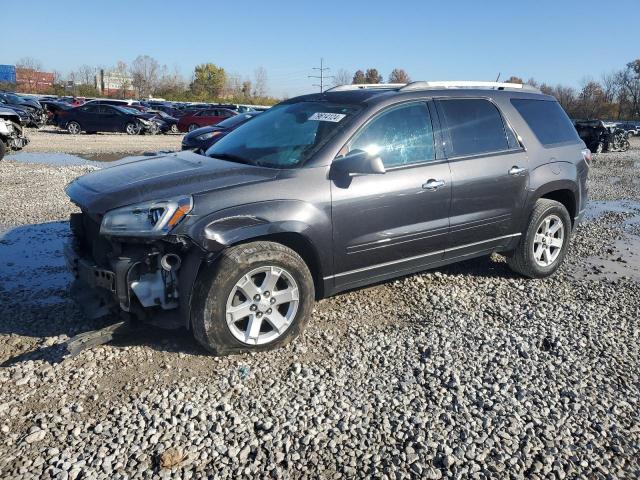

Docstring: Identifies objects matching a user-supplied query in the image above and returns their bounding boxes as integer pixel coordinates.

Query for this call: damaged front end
[0,117,29,155]
[64,196,204,328]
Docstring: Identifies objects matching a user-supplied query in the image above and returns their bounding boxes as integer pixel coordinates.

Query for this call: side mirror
[331,149,386,176]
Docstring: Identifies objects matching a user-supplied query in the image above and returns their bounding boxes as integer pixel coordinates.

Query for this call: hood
[15,98,42,110]
[65,150,279,215]
[0,107,20,123]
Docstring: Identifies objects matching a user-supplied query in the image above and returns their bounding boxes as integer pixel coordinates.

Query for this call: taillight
[581,148,592,166]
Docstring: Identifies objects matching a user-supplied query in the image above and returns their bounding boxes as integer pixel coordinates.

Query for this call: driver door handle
[509,166,527,176]
[422,179,446,191]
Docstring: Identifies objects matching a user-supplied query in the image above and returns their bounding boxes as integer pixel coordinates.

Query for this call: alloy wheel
[532,214,564,267]
[67,122,80,134]
[126,123,140,135]
[225,266,299,345]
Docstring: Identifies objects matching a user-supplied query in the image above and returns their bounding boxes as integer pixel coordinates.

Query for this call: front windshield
[205,101,360,168]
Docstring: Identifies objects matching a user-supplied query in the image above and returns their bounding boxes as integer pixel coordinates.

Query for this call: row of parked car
[0,90,271,160]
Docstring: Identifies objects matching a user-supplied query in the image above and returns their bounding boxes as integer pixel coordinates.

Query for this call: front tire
[507,199,571,278]
[170,124,179,134]
[191,241,315,355]
[0,141,6,161]
[188,123,199,132]
[125,122,140,135]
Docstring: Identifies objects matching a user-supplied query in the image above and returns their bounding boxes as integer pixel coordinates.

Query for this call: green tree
[352,70,365,84]
[505,76,523,84]
[365,68,382,84]
[191,63,226,100]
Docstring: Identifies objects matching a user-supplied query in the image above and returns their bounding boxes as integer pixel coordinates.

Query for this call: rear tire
[170,124,179,134]
[191,241,315,355]
[67,121,82,135]
[507,199,571,278]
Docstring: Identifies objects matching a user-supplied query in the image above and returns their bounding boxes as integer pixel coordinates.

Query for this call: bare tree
[332,69,351,86]
[75,64,96,85]
[241,80,252,98]
[131,55,160,98]
[15,57,44,92]
[388,68,410,84]
[253,67,268,98]
[114,60,131,98]
[616,60,640,119]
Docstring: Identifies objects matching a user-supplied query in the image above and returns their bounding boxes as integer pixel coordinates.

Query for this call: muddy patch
[571,200,640,282]
[0,221,73,305]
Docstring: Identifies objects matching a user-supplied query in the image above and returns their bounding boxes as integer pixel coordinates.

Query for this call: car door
[331,101,451,290]
[77,104,101,131]
[434,98,529,259]
[99,105,122,131]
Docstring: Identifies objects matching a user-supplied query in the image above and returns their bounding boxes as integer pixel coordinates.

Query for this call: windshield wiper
[209,153,253,165]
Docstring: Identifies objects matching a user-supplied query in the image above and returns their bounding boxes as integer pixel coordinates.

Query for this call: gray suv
[65,81,590,354]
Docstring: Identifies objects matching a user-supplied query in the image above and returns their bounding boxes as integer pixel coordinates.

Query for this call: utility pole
[309,58,333,93]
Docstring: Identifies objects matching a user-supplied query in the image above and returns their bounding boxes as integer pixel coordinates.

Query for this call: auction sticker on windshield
[308,112,346,122]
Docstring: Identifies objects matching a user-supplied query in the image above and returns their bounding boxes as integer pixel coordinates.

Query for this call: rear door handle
[509,166,527,176]
[422,179,446,191]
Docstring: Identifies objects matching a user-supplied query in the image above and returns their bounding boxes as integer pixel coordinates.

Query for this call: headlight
[196,131,222,141]
[138,118,151,125]
[100,195,193,237]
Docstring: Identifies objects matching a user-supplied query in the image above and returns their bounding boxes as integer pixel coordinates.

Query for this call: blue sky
[3,0,639,97]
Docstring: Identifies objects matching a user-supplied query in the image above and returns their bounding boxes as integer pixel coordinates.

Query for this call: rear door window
[511,99,580,146]
[436,99,511,157]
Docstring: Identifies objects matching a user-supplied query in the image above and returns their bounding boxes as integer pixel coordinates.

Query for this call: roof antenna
[495,72,501,82]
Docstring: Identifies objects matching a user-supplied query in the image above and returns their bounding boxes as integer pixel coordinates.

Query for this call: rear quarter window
[511,99,580,146]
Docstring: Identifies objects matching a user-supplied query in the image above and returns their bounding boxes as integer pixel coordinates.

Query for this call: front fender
[184,199,333,278]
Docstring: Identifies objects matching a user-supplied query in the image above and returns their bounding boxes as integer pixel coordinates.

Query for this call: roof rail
[325,83,406,92]
[399,81,541,93]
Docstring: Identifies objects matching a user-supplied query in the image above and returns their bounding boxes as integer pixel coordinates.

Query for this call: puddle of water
[0,222,73,305]
[573,200,640,282]
[584,200,640,220]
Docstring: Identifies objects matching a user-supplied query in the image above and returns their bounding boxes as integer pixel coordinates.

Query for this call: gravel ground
[8,127,182,157]
[0,139,639,479]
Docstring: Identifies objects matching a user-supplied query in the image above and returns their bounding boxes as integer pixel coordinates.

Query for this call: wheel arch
[539,188,577,224]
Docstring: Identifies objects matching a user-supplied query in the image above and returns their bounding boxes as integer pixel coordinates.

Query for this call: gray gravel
[0,139,639,479]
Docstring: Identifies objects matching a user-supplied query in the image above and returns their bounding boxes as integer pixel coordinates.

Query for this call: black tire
[191,241,315,355]
[67,121,82,135]
[170,124,179,134]
[507,199,572,278]
[0,141,5,161]
[188,123,199,132]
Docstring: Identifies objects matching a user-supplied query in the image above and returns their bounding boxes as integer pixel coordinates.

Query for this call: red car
[177,108,237,132]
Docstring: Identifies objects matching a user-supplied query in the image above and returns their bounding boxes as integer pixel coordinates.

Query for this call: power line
[308,58,333,93]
